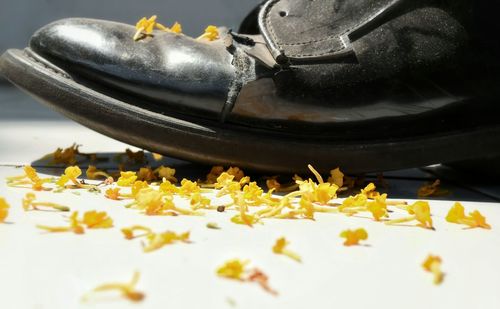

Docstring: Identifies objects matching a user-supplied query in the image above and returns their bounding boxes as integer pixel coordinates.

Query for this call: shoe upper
[27,0,500,138]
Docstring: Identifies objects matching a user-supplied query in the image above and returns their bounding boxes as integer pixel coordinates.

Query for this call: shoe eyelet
[279,11,288,17]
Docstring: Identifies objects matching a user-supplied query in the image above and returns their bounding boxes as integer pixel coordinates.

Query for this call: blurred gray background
[0,0,261,54]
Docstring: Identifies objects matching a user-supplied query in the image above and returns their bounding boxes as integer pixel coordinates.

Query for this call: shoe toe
[29,18,236,116]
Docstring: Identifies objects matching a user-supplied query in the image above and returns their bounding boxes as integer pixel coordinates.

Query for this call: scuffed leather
[259,0,402,62]
[29,18,237,117]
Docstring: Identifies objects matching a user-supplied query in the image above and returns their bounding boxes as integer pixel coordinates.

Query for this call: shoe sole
[1,48,500,174]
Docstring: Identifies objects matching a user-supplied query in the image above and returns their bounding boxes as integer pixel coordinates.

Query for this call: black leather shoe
[1,0,500,173]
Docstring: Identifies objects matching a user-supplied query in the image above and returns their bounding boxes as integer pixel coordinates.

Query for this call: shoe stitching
[263,0,399,58]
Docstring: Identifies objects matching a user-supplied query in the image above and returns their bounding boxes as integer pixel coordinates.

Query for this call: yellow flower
[137,167,156,182]
[105,187,121,200]
[117,171,138,187]
[169,21,182,34]
[190,193,211,209]
[216,259,248,280]
[143,230,190,253]
[418,179,449,197]
[154,166,177,183]
[226,167,245,181]
[56,166,83,187]
[159,179,179,194]
[134,15,158,40]
[327,167,344,188]
[446,202,491,229]
[340,228,368,246]
[386,201,434,229]
[131,181,149,197]
[179,179,201,197]
[366,193,388,221]
[197,25,220,41]
[206,166,225,183]
[52,143,80,165]
[272,237,301,262]
[22,192,70,211]
[121,225,152,239]
[6,165,50,191]
[86,165,111,179]
[0,197,10,223]
[361,183,380,199]
[125,148,145,164]
[83,271,145,302]
[82,211,113,229]
[422,255,444,285]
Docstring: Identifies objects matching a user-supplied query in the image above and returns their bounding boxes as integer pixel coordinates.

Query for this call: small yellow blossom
[272,237,301,262]
[216,260,278,295]
[56,166,83,187]
[143,230,190,253]
[197,25,219,41]
[105,188,122,200]
[361,183,380,199]
[82,211,113,229]
[190,193,211,209]
[206,166,225,183]
[121,225,153,239]
[125,148,145,164]
[340,228,368,246]
[216,259,249,280]
[418,179,449,197]
[169,21,183,34]
[117,171,138,187]
[131,181,149,197]
[134,15,159,41]
[0,197,10,223]
[422,255,445,285]
[52,143,80,165]
[86,165,111,180]
[22,192,70,211]
[386,201,434,229]
[366,193,388,221]
[83,271,145,302]
[446,202,491,229]
[327,167,344,188]
[6,165,50,191]
[137,167,156,182]
[179,179,201,197]
[154,166,177,183]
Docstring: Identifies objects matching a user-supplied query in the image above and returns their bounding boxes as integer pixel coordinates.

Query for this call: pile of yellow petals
[22,192,70,212]
[117,171,138,186]
[134,15,182,41]
[272,237,302,262]
[130,187,202,216]
[121,225,190,253]
[422,255,445,285]
[446,202,491,229]
[418,179,449,198]
[340,228,368,246]
[205,166,245,184]
[83,271,145,302]
[0,197,10,223]
[37,210,113,234]
[385,201,434,229]
[6,166,51,191]
[217,259,277,295]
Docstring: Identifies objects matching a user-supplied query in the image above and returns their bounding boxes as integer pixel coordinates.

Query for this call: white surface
[1,165,500,309]
[1,87,500,309]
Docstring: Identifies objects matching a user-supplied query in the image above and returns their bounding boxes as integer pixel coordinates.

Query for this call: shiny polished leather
[30,18,236,118]
[27,0,500,140]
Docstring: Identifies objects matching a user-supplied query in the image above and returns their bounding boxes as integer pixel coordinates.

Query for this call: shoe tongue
[258,0,402,64]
